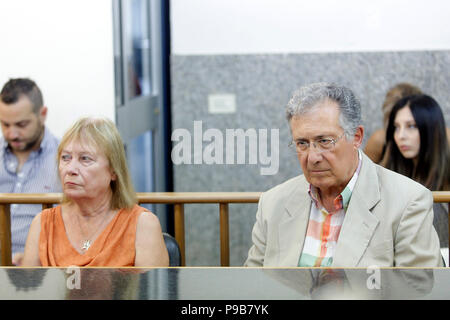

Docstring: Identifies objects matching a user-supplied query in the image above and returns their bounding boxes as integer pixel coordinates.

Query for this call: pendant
[82,240,91,251]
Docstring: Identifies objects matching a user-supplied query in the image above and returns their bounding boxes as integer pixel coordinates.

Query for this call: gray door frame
[112,0,168,230]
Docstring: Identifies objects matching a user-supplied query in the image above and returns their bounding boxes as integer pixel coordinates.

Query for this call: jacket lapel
[332,152,381,267]
[278,177,311,266]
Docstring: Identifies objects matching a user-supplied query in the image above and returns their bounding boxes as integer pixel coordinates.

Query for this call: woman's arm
[21,213,42,266]
[135,211,169,267]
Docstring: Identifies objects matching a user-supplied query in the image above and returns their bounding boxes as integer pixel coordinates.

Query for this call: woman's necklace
[75,211,111,251]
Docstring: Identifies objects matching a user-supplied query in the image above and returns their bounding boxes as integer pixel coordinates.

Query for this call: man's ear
[353,125,364,148]
[39,106,48,122]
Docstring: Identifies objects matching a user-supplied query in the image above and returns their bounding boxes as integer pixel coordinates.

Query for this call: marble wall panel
[171,51,450,266]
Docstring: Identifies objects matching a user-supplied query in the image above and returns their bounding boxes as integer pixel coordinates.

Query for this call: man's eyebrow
[294,134,331,141]
[1,120,30,125]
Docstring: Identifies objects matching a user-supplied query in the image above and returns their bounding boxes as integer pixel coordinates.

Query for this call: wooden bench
[0,192,448,266]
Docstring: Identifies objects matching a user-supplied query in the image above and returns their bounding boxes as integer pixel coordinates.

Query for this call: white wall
[171,0,450,55]
[1,0,448,137]
[0,0,115,138]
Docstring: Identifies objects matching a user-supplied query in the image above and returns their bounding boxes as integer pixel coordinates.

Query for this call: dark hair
[0,78,43,113]
[381,83,422,127]
[382,94,450,190]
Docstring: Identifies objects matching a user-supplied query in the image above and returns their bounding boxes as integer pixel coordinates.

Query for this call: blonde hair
[57,117,137,209]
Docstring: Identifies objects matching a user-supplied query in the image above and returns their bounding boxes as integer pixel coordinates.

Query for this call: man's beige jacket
[245,152,443,267]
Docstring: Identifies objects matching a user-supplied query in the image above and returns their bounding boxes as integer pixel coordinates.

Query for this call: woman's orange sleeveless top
[39,204,145,266]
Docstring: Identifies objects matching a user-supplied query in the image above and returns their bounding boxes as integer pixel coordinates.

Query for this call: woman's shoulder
[364,128,386,163]
[40,205,61,219]
[129,205,160,230]
[126,204,153,215]
[367,128,385,145]
[137,208,159,225]
[30,206,60,234]
[122,204,158,224]
[30,211,43,226]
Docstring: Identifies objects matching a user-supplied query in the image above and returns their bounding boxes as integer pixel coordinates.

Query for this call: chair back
[163,232,181,266]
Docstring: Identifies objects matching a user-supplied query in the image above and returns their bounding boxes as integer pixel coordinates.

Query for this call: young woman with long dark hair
[381,94,449,247]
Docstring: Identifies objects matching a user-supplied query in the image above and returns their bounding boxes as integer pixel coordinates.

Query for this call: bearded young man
[0,78,61,265]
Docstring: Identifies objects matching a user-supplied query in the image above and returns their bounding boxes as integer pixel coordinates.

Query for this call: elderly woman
[22,117,169,266]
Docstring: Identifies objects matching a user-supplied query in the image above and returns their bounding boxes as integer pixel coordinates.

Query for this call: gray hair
[286,82,362,137]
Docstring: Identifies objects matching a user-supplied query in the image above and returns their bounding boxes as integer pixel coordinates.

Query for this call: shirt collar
[308,149,362,212]
[37,126,50,153]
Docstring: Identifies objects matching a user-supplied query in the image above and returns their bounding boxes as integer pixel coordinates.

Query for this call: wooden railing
[0,192,261,266]
[0,192,449,266]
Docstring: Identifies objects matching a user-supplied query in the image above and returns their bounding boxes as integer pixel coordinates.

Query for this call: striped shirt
[298,151,362,267]
[0,127,61,255]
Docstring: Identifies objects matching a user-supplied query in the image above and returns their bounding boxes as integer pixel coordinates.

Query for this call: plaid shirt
[0,127,61,255]
[298,151,362,267]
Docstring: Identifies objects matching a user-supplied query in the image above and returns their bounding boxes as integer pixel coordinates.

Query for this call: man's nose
[306,146,323,164]
[6,127,19,140]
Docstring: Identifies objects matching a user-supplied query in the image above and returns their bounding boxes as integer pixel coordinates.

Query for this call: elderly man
[245,83,442,267]
[0,78,61,265]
